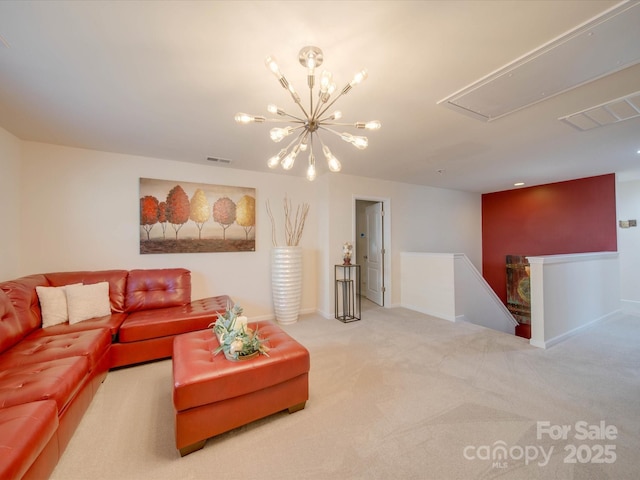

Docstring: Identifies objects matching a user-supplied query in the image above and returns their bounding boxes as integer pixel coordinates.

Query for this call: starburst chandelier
[235,46,381,181]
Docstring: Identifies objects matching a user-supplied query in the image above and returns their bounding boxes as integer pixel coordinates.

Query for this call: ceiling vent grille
[559,90,640,131]
[437,1,640,121]
[206,156,232,165]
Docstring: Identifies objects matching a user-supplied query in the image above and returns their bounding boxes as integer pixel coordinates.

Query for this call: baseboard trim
[531,309,622,349]
[401,303,455,322]
[621,299,640,316]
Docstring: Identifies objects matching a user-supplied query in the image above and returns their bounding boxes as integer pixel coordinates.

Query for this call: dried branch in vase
[266,195,310,247]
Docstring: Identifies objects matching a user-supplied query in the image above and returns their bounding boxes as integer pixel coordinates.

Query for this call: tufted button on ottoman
[172,321,310,456]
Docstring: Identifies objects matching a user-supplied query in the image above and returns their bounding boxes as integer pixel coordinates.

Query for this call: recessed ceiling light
[636,149,640,154]
[514,182,525,186]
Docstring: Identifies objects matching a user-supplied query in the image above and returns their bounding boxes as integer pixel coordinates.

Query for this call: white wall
[400,252,455,320]
[0,127,22,280]
[318,173,482,316]
[9,140,482,321]
[17,141,319,319]
[616,178,640,315]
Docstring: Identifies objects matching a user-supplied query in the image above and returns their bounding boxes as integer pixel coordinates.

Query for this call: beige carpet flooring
[50,301,640,479]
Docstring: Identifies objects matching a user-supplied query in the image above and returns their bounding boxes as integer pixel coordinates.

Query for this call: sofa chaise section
[0,267,229,479]
[0,400,59,480]
[109,269,229,368]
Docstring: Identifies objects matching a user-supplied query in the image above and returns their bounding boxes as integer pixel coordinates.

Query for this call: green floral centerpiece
[209,304,269,361]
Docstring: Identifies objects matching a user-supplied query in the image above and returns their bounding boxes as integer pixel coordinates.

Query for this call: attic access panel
[437,1,640,121]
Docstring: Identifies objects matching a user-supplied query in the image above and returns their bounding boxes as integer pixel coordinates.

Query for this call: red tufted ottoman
[172,321,310,456]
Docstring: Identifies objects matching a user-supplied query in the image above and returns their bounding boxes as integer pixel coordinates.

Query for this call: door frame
[353,195,392,308]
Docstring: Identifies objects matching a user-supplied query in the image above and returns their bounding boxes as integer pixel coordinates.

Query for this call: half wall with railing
[400,252,518,335]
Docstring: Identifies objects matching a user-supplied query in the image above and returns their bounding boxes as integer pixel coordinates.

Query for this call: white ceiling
[1,0,639,193]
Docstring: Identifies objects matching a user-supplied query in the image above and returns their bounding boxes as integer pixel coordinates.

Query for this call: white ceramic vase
[271,246,303,325]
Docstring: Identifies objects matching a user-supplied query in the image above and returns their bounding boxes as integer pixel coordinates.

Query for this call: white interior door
[365,202,384,306]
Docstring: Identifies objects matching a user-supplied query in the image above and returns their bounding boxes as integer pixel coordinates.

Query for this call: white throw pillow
[65,282,111,324]
[36,284,82,328]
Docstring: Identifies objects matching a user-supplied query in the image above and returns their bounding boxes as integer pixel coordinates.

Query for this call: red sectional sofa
[0,268,228,480]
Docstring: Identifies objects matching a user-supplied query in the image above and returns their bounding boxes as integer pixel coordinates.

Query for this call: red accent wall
[482,174,617,303]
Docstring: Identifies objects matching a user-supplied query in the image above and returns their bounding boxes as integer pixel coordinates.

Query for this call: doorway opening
[354,197,390,307]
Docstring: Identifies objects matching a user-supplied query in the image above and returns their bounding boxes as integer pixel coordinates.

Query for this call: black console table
[334,264,361,322]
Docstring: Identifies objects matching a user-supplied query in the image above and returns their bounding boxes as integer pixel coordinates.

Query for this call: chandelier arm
[287,87,310,119]
[284,135,301,151]
[281,73,311,119]
[310,99,326,124]
[284,127,308,152]
[318,126,367,150]
[309,83,314,123]
[317,125,343,138]
[276,111,307,122]
[316,118,351,125]
[265,115,307,125]
[297,129,310,150]
[316,90,347,120]
[275,136,301,168]
[294,101,310,119]
[289,125,308,137]
[264,117,305,123]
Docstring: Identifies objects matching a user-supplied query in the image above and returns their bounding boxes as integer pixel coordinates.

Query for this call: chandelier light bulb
[363,120,381,130]
[350,69,368,87]
[306,163,317,181]
[331,111,343,120]
[270,126,294,142]
[319,83,336,103]
[281,147,300,170]
[281,153,295,170]
[340,132,368,149]
[235,113,265,124]
[351,135,368,149]
[265,56,283,79]
[304,54,317,72]
[267,155,280,169]
[306,152,317,181]
[268,149,287,169]
[327,155,341,172]
[320,70,333,92]
[267,104,279,115]
[323,145,341,172]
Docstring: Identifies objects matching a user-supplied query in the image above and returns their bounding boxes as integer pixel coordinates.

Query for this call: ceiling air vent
[206,157,232,165]
[559,90,640,131]
[437,1,640,121]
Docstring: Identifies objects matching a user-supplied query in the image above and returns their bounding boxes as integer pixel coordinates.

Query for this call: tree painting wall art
[139,178,256,254]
